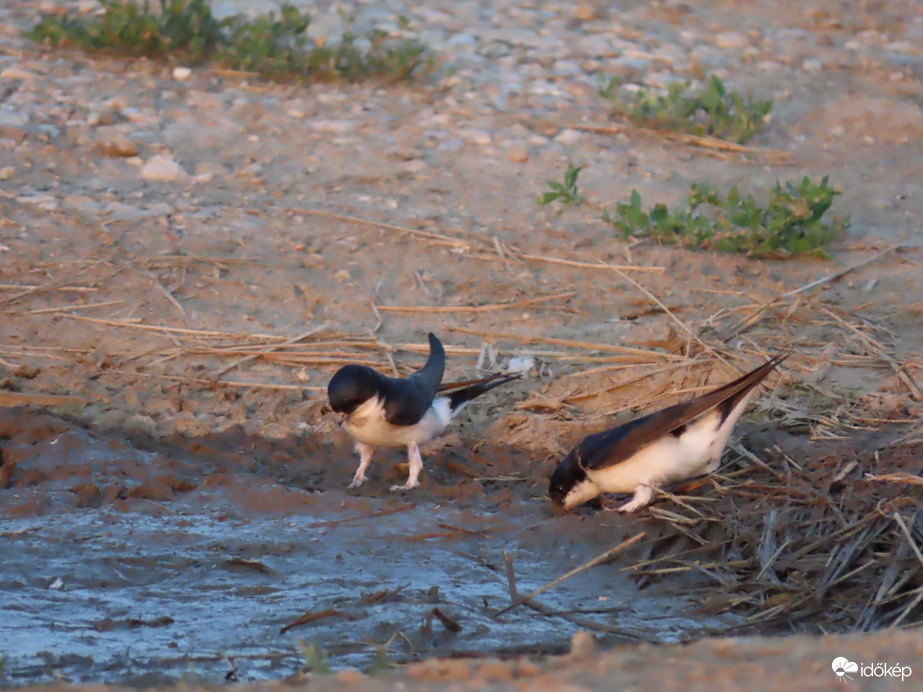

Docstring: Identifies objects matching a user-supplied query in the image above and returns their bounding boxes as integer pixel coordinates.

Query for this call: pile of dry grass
[630,437,923,633]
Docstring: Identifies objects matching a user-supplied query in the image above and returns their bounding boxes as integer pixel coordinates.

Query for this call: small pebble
[573,5,598,21]
[802,58,823,71]
[0,66,37,81]
[140,154,188,182]
[714,31,748,49]
[507,355,534,373]
[507,145,529,163]
[96,128,138,157]
[554,128,582,145]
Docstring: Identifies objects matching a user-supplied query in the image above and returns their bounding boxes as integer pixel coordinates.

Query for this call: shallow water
[0,411,737,685]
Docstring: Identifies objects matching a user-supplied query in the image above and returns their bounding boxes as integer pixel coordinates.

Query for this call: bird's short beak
[549,501,569,517]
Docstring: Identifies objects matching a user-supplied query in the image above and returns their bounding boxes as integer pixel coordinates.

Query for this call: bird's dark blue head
[549,451,597,510]
[327,365,385,415]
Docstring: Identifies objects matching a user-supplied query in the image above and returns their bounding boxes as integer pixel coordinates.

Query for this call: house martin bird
[328,333,520,491]
[549,353,787,513]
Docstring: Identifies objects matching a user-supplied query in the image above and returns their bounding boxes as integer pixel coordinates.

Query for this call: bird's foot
[389,479,419,492]
[616,498,646,513]
[349,443,373,489]
[614,483,655,513]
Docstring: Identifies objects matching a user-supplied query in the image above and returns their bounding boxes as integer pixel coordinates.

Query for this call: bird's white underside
[342,396,459,490]
[564,388,758,512]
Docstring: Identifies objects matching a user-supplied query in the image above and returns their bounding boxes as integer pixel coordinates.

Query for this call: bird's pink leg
[349,442,374,488]
[391,442,423,491]
[616,483,655,513]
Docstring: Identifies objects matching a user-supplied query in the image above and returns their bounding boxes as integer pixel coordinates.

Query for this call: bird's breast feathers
[344,396,453,448]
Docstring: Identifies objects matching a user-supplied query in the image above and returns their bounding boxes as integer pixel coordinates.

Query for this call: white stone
[140,154,188,182]
[460,129,492,145]
[0,66,37,81]
[310,119,354,133]
[714,32,748,49]
[554,129,582,145]
[18,194,58,210]
[507,355,534,374]
[802,58,823,71]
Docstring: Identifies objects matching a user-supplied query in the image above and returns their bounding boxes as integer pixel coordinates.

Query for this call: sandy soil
[1,0,922,687]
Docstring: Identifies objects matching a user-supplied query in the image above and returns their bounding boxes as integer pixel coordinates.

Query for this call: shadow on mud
[0,407,741,685]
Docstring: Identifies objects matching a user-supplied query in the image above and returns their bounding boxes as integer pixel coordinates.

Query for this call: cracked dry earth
[1,0,922,689]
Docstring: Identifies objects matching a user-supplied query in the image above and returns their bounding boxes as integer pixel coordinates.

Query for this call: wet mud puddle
[0,413,738,685]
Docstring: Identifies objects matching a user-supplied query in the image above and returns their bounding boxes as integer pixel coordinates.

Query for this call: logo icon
[832,657,859,683]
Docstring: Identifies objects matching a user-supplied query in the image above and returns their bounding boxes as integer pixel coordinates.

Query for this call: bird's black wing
[446,373,521,413]
[576,353,787,471]
[382,333,446,426]
[439,371,514,391]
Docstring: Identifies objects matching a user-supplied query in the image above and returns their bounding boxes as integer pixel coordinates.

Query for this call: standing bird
[549,353,787,513]
[328,333,520,491]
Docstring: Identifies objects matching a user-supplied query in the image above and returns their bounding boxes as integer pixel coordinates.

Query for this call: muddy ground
[1,0,922,688]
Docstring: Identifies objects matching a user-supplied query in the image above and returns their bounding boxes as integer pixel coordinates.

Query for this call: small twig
[24,299,125,315]
[503,550,518,600]
[516,252,663,273]
[447,326,683,359]
[371,337,401,377]
[62,314,322,341]
[865,473,923,487]
[722,246,903,340]
[377,291,575,314]
[818,306,921,400]
[140,266,186,316]
[295,208,477,249]
[369,299,383,332]
[0,275,101,306]
[0,283,98,292]
[304,506,415,530]
[142,254,260,266]
[550,122,792,162]
[103,368,325,391]
[892,512,923,571]
[500,549,646,638]
[431,607,462,633]
[221,653,238,683]
[214,323,330,377]
[280,609,363,634]
[494,531,644,617]
[603,260,736,372]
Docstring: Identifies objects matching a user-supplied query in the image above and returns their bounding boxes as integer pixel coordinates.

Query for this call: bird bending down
[549,353,787,513]
[327,333,520,491]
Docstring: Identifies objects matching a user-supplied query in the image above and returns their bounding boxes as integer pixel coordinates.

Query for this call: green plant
[599,74,773,144]
[538,163,585,207]
[606,176,848,257]
[27,0,224,63]
[219,4,311,76]
[297,640,331,674]
[26,0,434,83]
[541,165,848,258]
